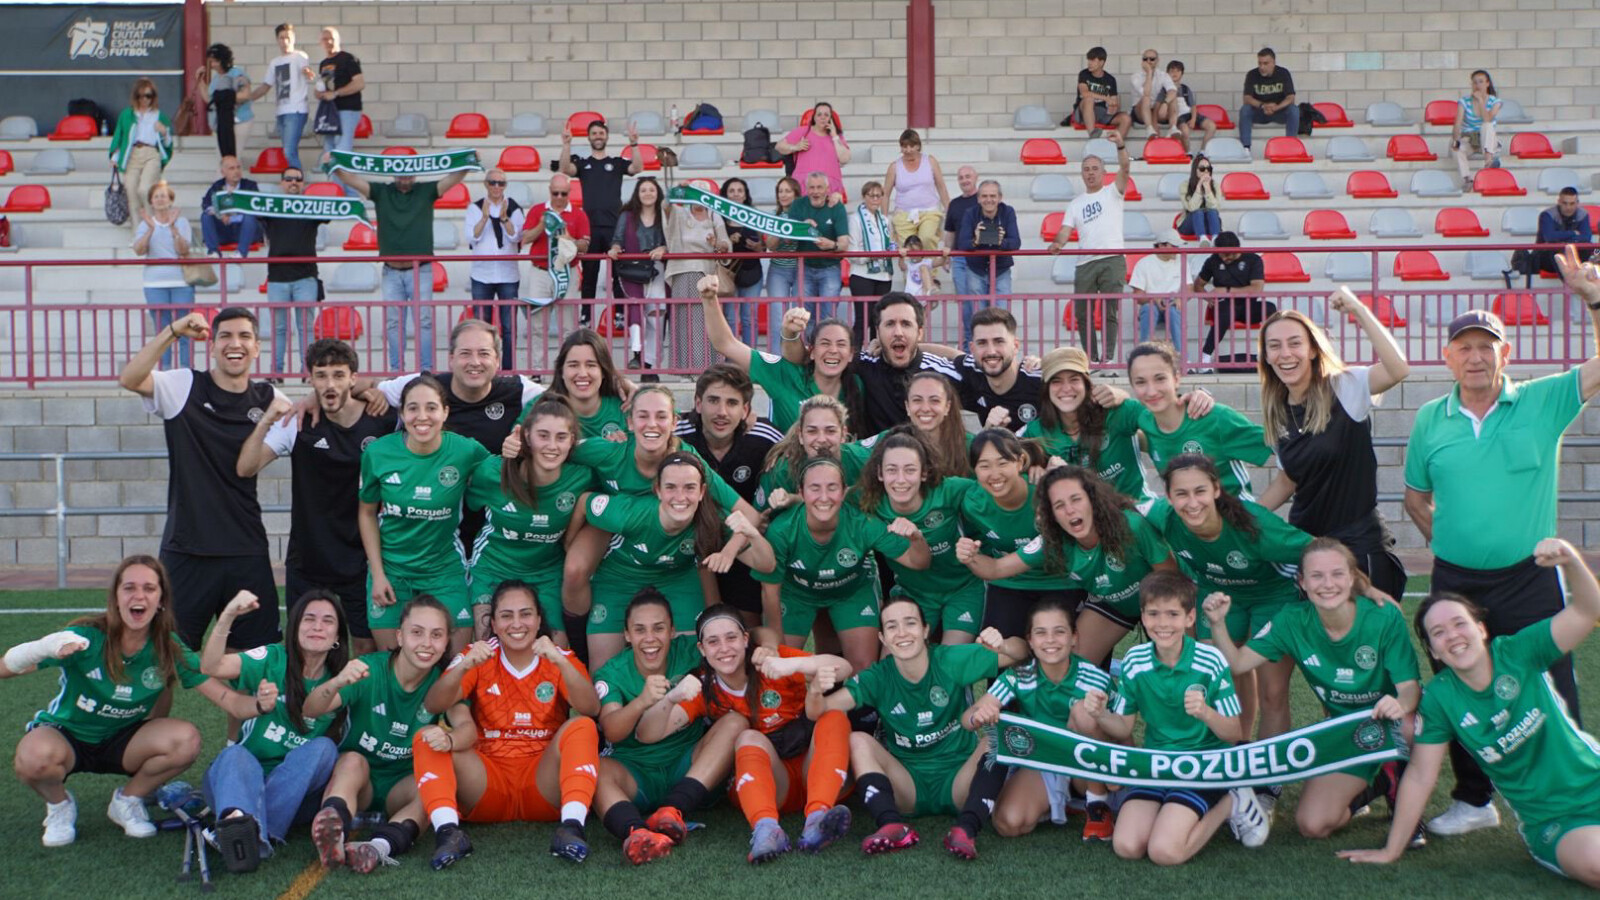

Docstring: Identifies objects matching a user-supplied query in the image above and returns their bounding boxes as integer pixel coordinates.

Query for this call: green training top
[593,634,704,769]
[1018,507,1171,611]
[754,503,911,605]
[359,431,490,576]
[587,493,706,588]
[1146,498,1311,608]
[757,442,874,509]
[336,651,442,785]
[988,655,1111,724]
[1136,401,1271,499]
[845,643,999,766]
[1110,636,1240,752]
[958,480,1058,590]
[1022,401,1152,503]
[232,643,338,775]
[748,350,861,435]
[867,476,982,604]
[572,433,740,511]
[31,625,207,744]
[467,456,596,576]
[1248,597,1419,718]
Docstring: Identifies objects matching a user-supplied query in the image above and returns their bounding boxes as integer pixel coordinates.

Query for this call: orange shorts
[731,752,808,816]
[464,752,559,823]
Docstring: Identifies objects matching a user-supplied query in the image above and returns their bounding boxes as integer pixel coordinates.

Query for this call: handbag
[715,262,736,296]
[616,258,657,284]
[182,252,218,288]
[104,170,130,226]
[312,99,341,136]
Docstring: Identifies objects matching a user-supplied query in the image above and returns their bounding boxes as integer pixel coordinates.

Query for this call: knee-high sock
[735,745,779,828]
[955,760,1010,839]
[412,734,459,822]
[557,717,600,820]
[805,709,851,817]
[856,772,903,827]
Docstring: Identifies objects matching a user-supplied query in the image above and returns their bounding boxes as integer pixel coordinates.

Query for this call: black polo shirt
[956,355,1042,432]
[568,153,629,237]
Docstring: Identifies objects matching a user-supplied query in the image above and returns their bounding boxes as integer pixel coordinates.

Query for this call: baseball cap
[1154,228,1182,247]
[1041,346,1091,383]
[1446,309,1506,342]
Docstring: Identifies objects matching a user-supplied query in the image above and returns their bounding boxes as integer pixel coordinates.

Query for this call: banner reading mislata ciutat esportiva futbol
[214,190,367,221]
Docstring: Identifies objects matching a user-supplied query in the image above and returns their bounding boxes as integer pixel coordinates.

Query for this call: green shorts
[589,565,704,635]
[368,567,472,631]
[469,562,564,632]
[901,754,963,818]
[617,746,696,811]
[1520,814,1600,879]
[1196,595,1296,644]
[367,763,411,814]
[780,585,880,637]
[895,582,985,636]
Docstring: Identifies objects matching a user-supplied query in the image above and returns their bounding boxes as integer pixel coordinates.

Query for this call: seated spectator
[1066,46,1132,140]
[777,101,850,201]
[883,129,950,263]
[1130,49,1177,137]
[848,180,897,347]
[1238,47,1298,151]
[259,166,325,378]
[718,178,767,346]
[1451,69,1503,191]
[132,181,194,370]
[1163,60,1216,152]
[1537,187,1593,321]
[1193,231,1273,372]
[200,155,260,258]
[947,180,1021,332]
[1130,229,1185,350]
[1177,154,1220,244]
[465,168,526,369]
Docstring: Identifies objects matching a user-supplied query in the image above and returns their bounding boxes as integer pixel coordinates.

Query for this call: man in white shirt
[1130,49,1178,138]
[1049,131,1129,363]
[465,168,526,370]
[1130,228,1185,352]
[248,23,313,172]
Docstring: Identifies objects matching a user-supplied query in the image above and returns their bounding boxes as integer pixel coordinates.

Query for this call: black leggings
[1202,296,1276,356]
[982,584,1086,640]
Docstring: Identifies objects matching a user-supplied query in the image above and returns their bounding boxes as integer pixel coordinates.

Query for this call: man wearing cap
[1049,132,1130,364]
[1129,229,1186,350]
[1403,251,1600,837]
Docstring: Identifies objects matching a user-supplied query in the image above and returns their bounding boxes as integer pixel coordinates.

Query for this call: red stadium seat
[1312,102,1353,127]
[343,223,377,251]
[1020,138,1067,165]
[568,180,583,208]
[799,108,843,132]
[355,115,373,139]
[314,306,365,341]
[250,147,288,175]
[305,182,344,197]
[1424,100,1457,126]
[1040,211,1066,242]
[1587,206,1600,228]
[1493,292,1550,325]
[622,143,661,171]
[1473,168,1526,196]
[1264,136,1313,163]
[1357,294,1407,327]
[1061,303,1105,329]
[1221,172,1269,201]
[495,146,542,172]
[1195,104,1234,128]
[739,156,784,169]
[1346,170,1398,199]
[1122,176,1141,202]
[1509,132,1562,160]
[1394,250,1449,281]
[217,241,263,253]
[1142,136,1190,164]
[434,183,469,209]
[1262,252,1311,283]
[683,178,720,194]
[1386,135,1437,162]
[382,146,417,156]
[1170,211,1202,241]
[1434,207,1490,238]
[0,184,51,212]
[566,111,604,137]
[445,113,490,139]
[433,265,448,291]
[0,150,13,176]
[1303,209,1356,240]
[1124,253,1148,280]
[48,115,96,141]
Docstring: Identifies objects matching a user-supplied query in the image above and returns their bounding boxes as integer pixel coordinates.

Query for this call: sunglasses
[281,175,304,182]
[1143,56,1157,62]
[1196,166,1212,172]
[486,179,507,187]
[550,190,569,196]
[137,92,155,99]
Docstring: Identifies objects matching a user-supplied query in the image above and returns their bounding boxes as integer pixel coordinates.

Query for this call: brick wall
[209,0,1599,133]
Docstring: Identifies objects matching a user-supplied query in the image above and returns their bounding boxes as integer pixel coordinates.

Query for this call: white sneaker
[1426,799,1500,836]
[1227,787,1270,848]
[107,788,156,838]
[42,792,77,847]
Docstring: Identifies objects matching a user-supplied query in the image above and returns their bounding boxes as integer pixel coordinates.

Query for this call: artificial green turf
[0,582,1594,899]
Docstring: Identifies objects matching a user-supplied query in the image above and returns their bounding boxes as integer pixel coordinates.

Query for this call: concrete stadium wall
[208,0,1600,133]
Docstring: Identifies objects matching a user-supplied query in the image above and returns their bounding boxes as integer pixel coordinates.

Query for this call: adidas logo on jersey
[1302,654,1321,668]
[634,543,650,553]
[487,684,501,696]
[1459,712,1479,727]
[861,605,875,618]
[502,502,517,513]
[889,703,906,716]
[985,530,1000,539]
[86,667,103,681]
[314,438,330,449]
[957,612,973,623]
[790,559,806,570]
[384,472,402,485]
[372,703,386,715]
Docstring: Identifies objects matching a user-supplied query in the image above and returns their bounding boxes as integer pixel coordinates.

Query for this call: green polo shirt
[786,197,849,270]
[369,181,441,258]
[1403,370,1583,569]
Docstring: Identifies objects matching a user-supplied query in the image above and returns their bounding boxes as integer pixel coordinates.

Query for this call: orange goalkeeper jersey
[460,647,589,759]
[677,645,811,734]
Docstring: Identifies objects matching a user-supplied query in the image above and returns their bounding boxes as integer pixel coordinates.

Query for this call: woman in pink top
[882,129,950,258]
[777,101,851,202]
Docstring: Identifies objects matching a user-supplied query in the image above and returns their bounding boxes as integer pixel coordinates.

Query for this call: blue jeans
[1180,209,1221,240]
[144,285,194,369]
[1238,103,1301,148]
[203,738,337,851]
[268,276,317,373]
[800,263,841,326]
[731,279,763,347]
[383,263,435,371]
[766,264,798,352]
[324,110,363,197]
[950,257,980,345]
[1138,299,1184,347]
[277,112,307,172]
[202,212,260,257]
[966,267,1012,344]
[471,278,520,370]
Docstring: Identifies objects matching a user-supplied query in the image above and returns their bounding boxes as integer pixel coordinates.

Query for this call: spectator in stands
[1451,69,1502,190]
[606,178,664,378]
[786,170,851,324]
[200,155,260,259]
[883,129,949,261]
[1130,49,1177,137]
[199,43,254,160]
[663,191,731,371]
[1193,231,1273,371]
[1163,60,1216,152]
[259,166,325,379]
[109,78,174,228]
[949,180,1021,323]
[777,102,851,201]
[521,174,589,366]
[315,27,363,192]
[1537,187,1593,320]
[131,181,194,370]
[1067,46,1131,141]
[560,118,642,324]
[764,176,805,352]
[1178,153,1221,244]
[333,166,471,371]
[248,23,314,172]
[900,235,943,301]
[943,165,981,331]
[719,178,766,346]
[1049,132,1130,363]
[1238,47,1298,152]
[848,180,896,347]
[465,168,526,369]
[1130,229,1185,349]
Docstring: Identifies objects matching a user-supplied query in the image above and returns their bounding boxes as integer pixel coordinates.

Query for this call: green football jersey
[1248,597,1420,718]
[467,457,595,575]
[868,477,982,605]
[232,643,337,774]
[749,351,860,435]
[593,634,704,768]
[572,434,740,512]
[1110,637,1240,752]
[576,394,627,440]
[1136,401,1272,498]
[587,493,704,588]
[337,651,441,784]
[757,442,873,508]
[988,655,1111,724]
[32,625,207,744]
[845,643,999,765]
[359,431,490,577]
[1022,402,1152,502]
[958,480,1058,590]
[1146,499,1311,608]
[1417,622,1600,826]
[754,504,911,606]
[1018,508,1171,611]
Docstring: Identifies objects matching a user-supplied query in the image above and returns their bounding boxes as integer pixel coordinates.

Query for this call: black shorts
[161,549,281,651]
[1082,599,1138,631]
[1073,101,1117,127]
[1176,112,1210,127]
[715,563,763,615]
[1121,786,1228,817]
[38,720,145,777]
[285,567,372,639]
[982,584,1087,640]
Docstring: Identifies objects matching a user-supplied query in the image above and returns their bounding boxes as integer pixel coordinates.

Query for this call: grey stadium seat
[0,116,38,141]
[506,113,548,138]
[1369,208,1421,238]
[1537,167,1585,195]
[433,221,458,252]
[1364,101,1413,126]
[1500,206,1540,236]
[1123,211,1155,241]
[315,224,329,252]
[1324,136,1374,162]
[25,149,75,175]
[197,264,245,294]
[742,109,780,133]
[1032,173,1077,203]
[1051,254,1078,285]
[385,113,431,139]
[1238,210,1288,240]
[505,182,533,207]
[1013,105,1055,131]
[677,144,723,170]
[1496,98,1533,124]
[1464,250,1509,281]
[1157,173,1186,202]
[329,263,380,293]
[628,110,667,136]
[745,177,777,207]
[1203,137,1251,164]
[1284,172,1334,200]
[1562,135,1600,155]
[1082,138,1117,162]
[1410,169,1462,198]
[1324,252,1372,282]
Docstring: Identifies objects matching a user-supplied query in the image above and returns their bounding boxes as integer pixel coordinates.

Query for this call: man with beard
[561,118,643,323]
[258,166,326,379]
[119,308,287,650]
[953,307,1040,434]
[674,364,782,626]
[237,339,396,654]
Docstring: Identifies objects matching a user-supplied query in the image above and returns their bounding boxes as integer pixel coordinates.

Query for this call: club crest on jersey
[679,538,695,555]
[535,681,556,703]
[590,495,610,516]
[1106,555,1125,573]
[923,510,946,529]
[928,686,950,707]
[1493,674,1520,701]
[248,407,264,423]
[1354,646,1378,670]
[361,436,378,451]
[836,548,860,567]
[1225,551,1249,570]
[140,666,163,690]
[733,465,752,483]
[600,423,623,438]
[556,492,577,512]
[1017,404,1038,422]
[438,466,461,487]
[589,605,608,624]
[485,402,506,421]
[760,689,781,709]
[1182,440,1203,454]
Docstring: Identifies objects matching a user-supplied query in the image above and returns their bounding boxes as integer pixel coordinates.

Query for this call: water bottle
[100,119,109,136]
[670,104,680,131]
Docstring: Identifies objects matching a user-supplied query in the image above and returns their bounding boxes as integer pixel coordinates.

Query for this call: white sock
[368,837,392,855]
[1201,352,1213,363]
[48,796,72,810]
[1086,790,1109,806]
[429,808,460,831]
[560,802,587,825]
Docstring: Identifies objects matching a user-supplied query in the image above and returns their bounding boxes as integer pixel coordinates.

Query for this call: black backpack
[67,98,109,135]
[741,124,781,165]
[1297,102,1324,135]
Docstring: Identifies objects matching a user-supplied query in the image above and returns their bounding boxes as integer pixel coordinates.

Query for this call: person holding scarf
[465,169,525,370]
[847,181,896,347]
[663,196,731,373]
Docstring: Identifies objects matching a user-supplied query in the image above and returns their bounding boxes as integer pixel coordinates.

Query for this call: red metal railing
[0,243,1590,386]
